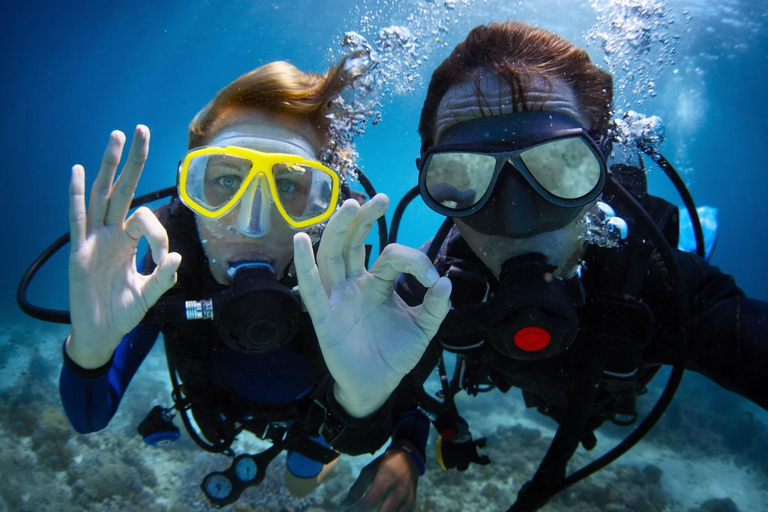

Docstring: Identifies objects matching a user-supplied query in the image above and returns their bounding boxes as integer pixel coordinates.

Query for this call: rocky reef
[1,321,766,511]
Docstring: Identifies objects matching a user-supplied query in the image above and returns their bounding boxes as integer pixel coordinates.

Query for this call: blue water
[2,1,767,510]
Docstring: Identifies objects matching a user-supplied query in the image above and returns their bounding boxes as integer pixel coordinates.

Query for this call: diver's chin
[457,219,583,279]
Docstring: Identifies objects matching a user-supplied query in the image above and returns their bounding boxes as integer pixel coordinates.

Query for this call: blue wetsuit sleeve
[391,410,431,460]
[59,322,160,433]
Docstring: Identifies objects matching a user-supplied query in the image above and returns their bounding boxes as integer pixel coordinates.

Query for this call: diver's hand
[342,446,420,511]
[294,195,451,418]
[66,126,181,369]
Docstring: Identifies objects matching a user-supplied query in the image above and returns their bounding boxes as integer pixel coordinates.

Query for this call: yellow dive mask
[177,145,340,233]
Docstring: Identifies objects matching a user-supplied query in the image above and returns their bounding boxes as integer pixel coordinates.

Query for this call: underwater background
[2,0,766,510]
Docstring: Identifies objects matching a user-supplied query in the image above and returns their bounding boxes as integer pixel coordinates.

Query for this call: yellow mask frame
[177,146,341,229]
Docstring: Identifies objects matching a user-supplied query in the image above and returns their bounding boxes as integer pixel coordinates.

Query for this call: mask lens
[272,163,334,222]
[425,152,497,210]
[519,137,601,199]
[186,153,253,210]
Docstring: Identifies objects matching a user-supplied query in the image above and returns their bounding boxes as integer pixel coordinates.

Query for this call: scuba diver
[40,59,451,507]
[385,21,768,512]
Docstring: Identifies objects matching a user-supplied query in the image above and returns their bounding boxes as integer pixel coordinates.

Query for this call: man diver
[58,59,450,506]
[387,21,768,511]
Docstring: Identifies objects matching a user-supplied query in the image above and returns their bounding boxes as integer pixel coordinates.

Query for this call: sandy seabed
[1,319,766,512]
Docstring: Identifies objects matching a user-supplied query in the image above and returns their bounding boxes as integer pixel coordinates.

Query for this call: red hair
[188,60,353,170]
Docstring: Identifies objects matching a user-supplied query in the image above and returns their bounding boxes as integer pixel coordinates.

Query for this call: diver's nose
[236,176,272,237]
[462,162,545,237]
[488,163,541,233]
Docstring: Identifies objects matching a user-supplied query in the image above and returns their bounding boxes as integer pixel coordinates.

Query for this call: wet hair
[188,60,352,171]
[419,21,613,149]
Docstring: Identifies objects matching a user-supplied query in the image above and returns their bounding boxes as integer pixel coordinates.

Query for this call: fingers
[343,193,389,277]
[142,251,182,307]
[69,165,87,251]
[380,489,412,512]
[369,244,440,299]
[346,464,394,512]
[293,232,331,324]
[342,461,377,509]
[105,125,150,226]
[125,207,180,308]
[315,199,360,291]
[413,276,452,339]
[348,478,406,512]
[125,207,169,262]
[87,130,126,231]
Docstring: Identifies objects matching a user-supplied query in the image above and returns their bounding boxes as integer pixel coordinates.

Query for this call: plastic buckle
[313,398,346,445]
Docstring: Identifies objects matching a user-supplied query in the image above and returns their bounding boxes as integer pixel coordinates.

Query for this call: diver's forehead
[209,124,317,160]
[433,72,589,143]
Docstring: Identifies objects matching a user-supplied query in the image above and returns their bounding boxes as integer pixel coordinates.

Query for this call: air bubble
[579,201,627,249]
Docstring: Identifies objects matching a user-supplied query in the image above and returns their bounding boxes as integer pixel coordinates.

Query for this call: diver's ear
[415,157,422,169]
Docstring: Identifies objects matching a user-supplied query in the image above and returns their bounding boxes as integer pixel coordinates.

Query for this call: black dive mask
[212,262,302,354]
[419,112,609,237]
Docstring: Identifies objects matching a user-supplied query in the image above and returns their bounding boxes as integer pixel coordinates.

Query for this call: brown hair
[188,60,352,169]
[419,21,613,148]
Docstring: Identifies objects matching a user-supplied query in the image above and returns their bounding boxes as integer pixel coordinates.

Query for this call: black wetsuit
[396,184,768,461]
[400,225,767,409]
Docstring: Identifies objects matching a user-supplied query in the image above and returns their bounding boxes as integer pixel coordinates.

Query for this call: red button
[514,327,551,351]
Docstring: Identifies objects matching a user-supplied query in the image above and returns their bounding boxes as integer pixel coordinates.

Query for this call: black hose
[167,349,236,455]
[389,186,420,245]
[355,170,388,255]
[426,218,455,262]
[643,149,706,258]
